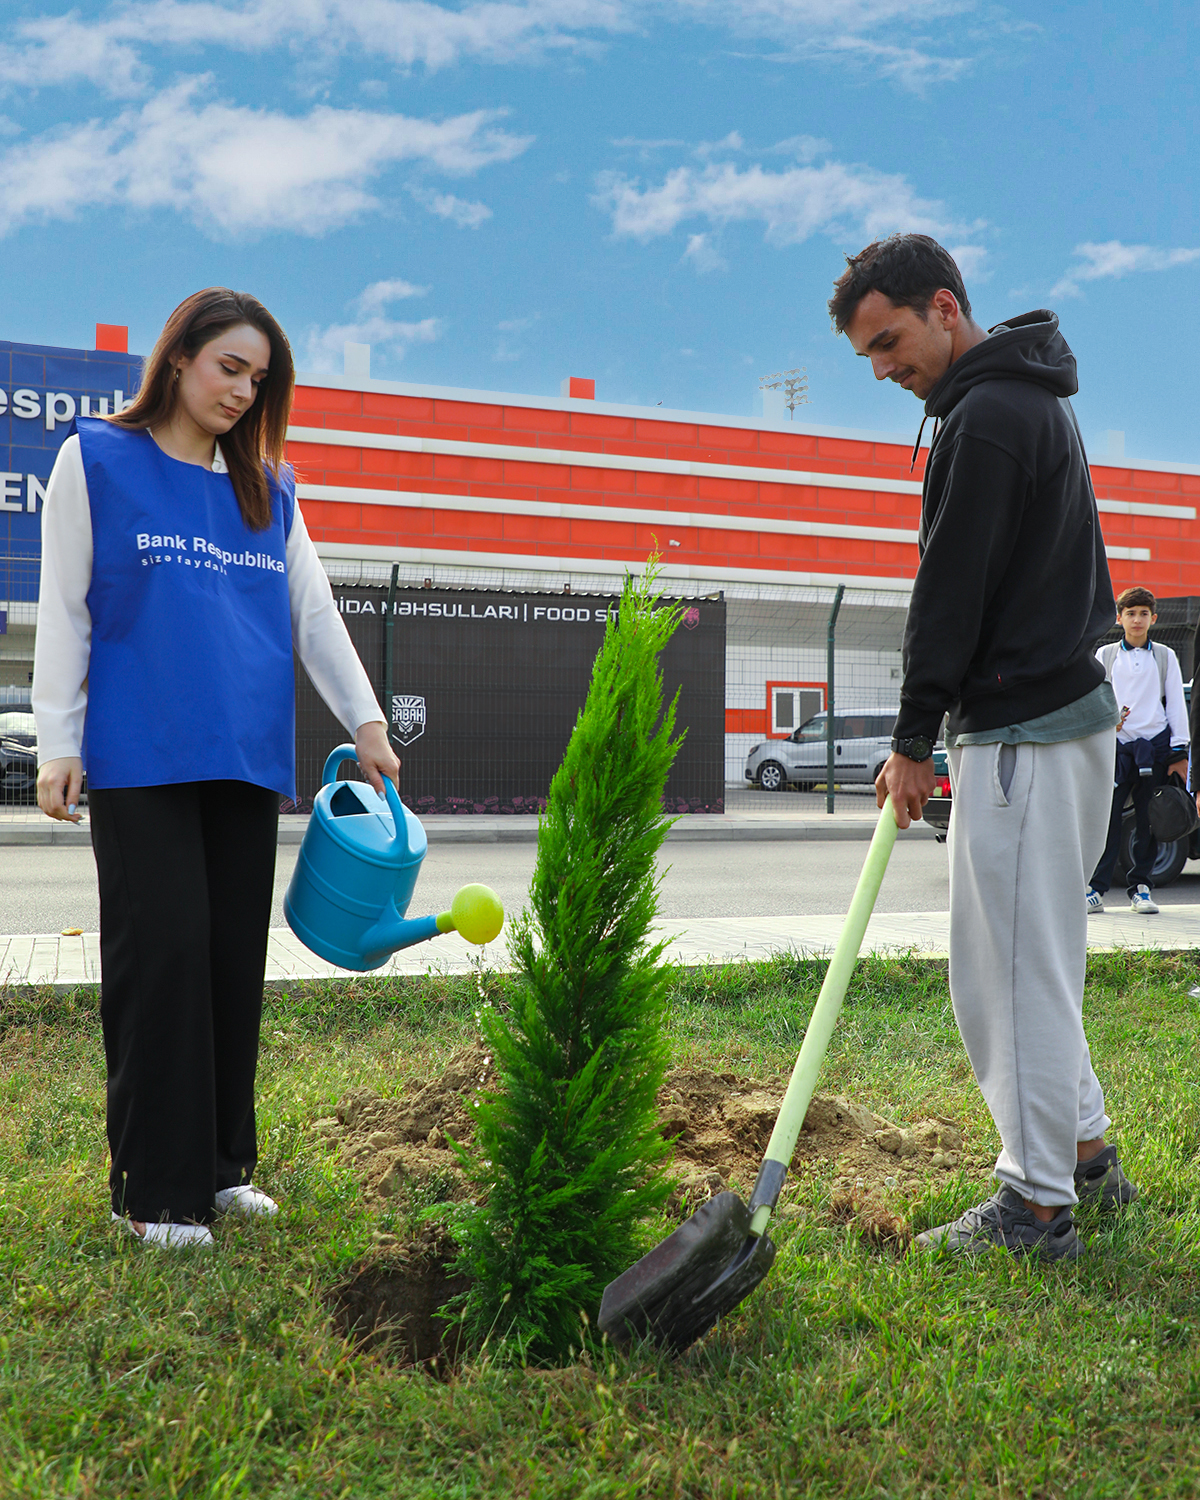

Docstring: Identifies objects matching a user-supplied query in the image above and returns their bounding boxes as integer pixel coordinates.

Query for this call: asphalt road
[3,837,1200,935]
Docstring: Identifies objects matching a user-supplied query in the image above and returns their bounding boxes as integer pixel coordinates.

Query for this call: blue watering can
[284,745,504,973]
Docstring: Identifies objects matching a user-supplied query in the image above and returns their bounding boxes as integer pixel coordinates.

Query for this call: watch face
[910,736,931,760]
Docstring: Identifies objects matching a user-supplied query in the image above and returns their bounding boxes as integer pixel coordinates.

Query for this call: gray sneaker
[1074,1145,1139,1208]
[915,1184,1082,1261]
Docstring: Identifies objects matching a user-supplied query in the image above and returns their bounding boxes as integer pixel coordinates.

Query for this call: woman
[34,288,397,1249]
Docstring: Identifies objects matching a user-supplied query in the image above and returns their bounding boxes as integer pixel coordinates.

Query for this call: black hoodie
[892,310,1115,744]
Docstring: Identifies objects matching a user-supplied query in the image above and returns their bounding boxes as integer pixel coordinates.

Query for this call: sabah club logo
[390,694,426,746]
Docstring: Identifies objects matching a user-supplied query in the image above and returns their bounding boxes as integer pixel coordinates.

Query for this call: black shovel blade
[599,1192,777,1354]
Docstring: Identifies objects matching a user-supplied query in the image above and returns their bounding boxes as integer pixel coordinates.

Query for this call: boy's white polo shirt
[1103,638,1189,746]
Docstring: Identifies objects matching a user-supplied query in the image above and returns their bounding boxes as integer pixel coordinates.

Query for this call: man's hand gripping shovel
[598,797,900,1355]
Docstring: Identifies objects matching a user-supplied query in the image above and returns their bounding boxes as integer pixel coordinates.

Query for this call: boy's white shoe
[215,1185,279,1218]
[1086,887,1104,914]
[112,1211,214,1249]
[1130,885,1159,914]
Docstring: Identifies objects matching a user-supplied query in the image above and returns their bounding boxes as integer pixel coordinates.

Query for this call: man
[829,234,1137,1259]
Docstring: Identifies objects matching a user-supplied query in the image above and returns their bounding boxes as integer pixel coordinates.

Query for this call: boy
[1086,587,1189,914]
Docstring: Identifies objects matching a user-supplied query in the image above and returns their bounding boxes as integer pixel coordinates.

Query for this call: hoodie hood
[923,310,1078,421]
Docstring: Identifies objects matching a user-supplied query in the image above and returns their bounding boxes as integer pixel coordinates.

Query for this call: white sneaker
[1130,885,1159,914]
[1086,887,1105,914]
[112,1211,214,1249]
[215,1184,279,1218]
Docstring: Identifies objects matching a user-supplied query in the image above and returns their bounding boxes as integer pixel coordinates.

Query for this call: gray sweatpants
[947,728,1114,1205]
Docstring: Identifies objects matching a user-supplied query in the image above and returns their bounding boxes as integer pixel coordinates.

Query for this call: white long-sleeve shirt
[1098,638,1189,747]
[32,434,383,762]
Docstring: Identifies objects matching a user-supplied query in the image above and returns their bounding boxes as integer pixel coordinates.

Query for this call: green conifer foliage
[454,566,684,1362]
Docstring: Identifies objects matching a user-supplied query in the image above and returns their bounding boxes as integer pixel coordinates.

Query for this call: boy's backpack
[1097,639,1171,703]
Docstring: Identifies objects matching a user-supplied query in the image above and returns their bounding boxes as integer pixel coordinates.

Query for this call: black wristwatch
[891,734,933,763]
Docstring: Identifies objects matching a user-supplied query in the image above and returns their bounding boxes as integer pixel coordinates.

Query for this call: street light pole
[825,583,844,815]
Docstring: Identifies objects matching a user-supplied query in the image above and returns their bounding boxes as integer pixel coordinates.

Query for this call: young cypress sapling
[454,565,685,1361]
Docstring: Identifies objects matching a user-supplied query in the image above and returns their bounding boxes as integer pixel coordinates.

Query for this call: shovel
[598,797,900,1354]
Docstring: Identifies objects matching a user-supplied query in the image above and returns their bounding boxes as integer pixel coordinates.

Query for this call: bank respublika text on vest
[136,534,285,571]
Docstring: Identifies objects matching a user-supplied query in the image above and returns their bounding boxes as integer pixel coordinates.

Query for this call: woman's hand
[354,721,401,797]
[37,757,84,822]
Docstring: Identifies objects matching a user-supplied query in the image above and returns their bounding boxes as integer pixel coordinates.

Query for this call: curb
[0,817,941,847]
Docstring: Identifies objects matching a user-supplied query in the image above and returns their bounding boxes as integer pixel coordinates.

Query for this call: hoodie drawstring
[910,415,929,474]
[910,416,941,474]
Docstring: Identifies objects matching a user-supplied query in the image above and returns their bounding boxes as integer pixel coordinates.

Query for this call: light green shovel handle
[748,797,899,1237]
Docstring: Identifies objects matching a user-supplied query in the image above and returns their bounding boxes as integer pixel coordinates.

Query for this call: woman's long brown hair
[110,288,295,532]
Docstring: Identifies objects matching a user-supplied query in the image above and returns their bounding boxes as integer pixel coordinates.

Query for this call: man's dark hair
[1116,586,1156,613]
[828,234,972,334]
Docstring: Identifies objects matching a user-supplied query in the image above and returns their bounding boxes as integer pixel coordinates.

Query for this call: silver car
[744,710,899,792]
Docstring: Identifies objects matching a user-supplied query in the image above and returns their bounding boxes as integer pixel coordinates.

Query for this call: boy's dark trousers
[89,780,279,1224]
[1090,731,1171,896]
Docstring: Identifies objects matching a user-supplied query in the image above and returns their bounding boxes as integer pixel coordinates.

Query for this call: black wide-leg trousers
[89,780,279,1224]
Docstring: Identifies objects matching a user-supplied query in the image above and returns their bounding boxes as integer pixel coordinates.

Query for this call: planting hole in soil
[327,1225,469,1373]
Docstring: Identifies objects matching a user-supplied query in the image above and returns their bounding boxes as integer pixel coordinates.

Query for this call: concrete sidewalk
[0,805,936,847]
[5,904,1199,990]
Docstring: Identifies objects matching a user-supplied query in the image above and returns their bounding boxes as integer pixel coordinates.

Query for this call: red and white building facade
[287,362,1200,780]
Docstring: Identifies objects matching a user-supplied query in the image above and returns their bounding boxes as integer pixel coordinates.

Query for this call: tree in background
[454,565,684,1361]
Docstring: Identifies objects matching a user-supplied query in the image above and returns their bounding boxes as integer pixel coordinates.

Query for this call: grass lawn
[2,949,1200,1498]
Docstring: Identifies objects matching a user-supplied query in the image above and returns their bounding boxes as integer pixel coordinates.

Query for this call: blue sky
[1,1,1197,462]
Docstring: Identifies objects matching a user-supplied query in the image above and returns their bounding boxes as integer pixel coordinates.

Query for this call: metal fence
[723,581,909,807]
[0,553,38,697]
[5,544,1200,821]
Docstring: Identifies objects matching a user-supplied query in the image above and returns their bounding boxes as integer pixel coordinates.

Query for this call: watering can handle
[320,743,410,855]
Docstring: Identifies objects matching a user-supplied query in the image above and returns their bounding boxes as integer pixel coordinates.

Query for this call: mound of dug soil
[314,1045,970,1247]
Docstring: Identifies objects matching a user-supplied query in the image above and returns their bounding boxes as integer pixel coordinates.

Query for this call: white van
[743,709,899,791]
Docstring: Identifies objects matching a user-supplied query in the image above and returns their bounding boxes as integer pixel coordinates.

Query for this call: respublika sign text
[0,339,145,574]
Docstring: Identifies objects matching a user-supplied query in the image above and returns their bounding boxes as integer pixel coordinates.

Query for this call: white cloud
[612,136,689,153]
[493,311,539,360]
[762,31,972,89]
[695,131,745,158]
[682,232,727,273]
[768,134,833,161]
[0,0,632,95]
[418,190,493,227]
[0,78,531,238]
[673,0,978,89]
[0,0,994,99]
[1051,240,1200,299]
[947,242,989,281]
[305,281,442,372]
[0,12,147,96]
[355,278,430,314]
[596,153,980,254]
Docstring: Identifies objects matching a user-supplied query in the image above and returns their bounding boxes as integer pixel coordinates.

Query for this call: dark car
[924,747,952,835]
[1,708,37,804]
[919,738,1198,886]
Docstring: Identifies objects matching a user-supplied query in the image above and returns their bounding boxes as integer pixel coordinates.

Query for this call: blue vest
[77,418,297,796]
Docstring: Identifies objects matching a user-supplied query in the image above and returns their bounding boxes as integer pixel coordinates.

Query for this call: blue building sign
[0,339,144,576]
